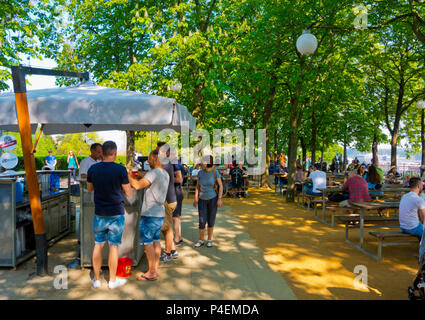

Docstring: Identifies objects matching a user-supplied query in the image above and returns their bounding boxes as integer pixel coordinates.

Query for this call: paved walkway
[0,205,296,300]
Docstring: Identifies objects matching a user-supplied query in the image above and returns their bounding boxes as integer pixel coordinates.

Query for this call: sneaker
[174,239,184,246]
[92,279,101,289]
[160,252,173,262]
[170,250,179,259]
[194,240,205,248]
[206,241,213,248]
[68,258,80,269]
[108,278,127,289]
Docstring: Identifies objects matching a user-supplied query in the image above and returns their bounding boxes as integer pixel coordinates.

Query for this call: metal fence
[378,164,421,176]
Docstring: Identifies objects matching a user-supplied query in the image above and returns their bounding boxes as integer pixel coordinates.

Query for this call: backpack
[212,169,220,195]
[230,167,243,187]
[328,193,347,203]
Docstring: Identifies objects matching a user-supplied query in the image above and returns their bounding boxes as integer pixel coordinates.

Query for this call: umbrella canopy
[0,81,196,134]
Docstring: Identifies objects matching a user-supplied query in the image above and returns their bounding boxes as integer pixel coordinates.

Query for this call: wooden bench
[338,216,399,230]
[324,206,359,227]
[338,216,401,261]
[305,196,322,210]
[369,231,419,262]
[338,215,399,241]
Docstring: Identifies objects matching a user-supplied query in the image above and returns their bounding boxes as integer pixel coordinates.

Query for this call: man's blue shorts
[93,214,125,246]
[139,216,164,245]
[401,222,424,240]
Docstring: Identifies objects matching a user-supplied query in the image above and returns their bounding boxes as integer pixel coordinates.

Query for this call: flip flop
[137,274,158,281]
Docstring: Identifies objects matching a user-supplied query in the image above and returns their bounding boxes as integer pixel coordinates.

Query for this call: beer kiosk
[78,179,144,267]
[0,67,196,274]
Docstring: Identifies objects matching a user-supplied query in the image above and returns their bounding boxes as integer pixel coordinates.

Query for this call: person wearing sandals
[127,150,169,281]
[193,155,223,248]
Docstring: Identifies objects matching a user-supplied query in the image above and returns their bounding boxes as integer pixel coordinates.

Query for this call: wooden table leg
[359,208,365,248]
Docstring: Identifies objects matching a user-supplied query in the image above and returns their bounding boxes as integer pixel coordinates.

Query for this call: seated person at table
[357,163,367,180]
[399,177,425,240]
[369,159,384,179]
[230,161,248,197]
[277,161,288,193]
[191,164,201,186]
[306,165,314,178]
[269,160,279,175]
[339,171,370,208]
[346,160,356,172]
[304,163,326,196]
[365,164,383,198]
[296,156,302,168]
[385,166,401,184]
[295,164,305,192]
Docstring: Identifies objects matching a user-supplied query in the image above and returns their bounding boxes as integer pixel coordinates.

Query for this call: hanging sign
[0,135,17,151]
[0,152,18,169]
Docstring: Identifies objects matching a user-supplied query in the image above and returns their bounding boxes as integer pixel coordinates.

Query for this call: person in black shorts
[172,153,185,245]
[87,141,132,289]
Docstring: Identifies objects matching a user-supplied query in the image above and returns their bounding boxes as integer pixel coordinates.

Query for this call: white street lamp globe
[170,80,182,92]
[417,100,425,110]
[296,30,318,55]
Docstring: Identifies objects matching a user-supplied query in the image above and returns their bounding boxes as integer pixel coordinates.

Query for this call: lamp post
[286,30,318,203]
[417,100,425,166]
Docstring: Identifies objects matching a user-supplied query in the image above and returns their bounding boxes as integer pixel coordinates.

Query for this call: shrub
[15,155,128,171]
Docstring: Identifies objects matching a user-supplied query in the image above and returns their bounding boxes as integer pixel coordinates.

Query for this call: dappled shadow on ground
[1,186,417,300]
[0,201,294,300]
[216,187,418,300]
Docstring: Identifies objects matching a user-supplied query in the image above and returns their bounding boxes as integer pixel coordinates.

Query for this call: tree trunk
[126,130,135,166]
[274,129,278,156]
[343,140,347,171]
[286,55,305,203]
[286,92,302,202]
[300,136,307,171]
[260,61,280,189]
[390,131,398,167]
[422,109,425,166]
[311,108,317,165]
[259,125,273,189]
[372,133,379,166]
[286,126,298,202]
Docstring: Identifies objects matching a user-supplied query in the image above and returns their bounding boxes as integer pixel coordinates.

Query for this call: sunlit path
[0,202,296,300]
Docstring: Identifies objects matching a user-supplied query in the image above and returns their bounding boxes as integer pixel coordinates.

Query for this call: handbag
[328,193,346,203]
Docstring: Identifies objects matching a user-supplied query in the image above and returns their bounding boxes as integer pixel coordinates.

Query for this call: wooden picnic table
[272,172,288,194]
[314,186,409,223]
[380,187,410,193]
[315,187,343,222]
[220,174,249,197]
[345,201,400,260]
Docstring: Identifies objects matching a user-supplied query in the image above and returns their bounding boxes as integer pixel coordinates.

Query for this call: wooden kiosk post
[11,65,89,276]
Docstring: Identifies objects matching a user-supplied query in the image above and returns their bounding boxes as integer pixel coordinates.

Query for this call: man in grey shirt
[128,150,169,281]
